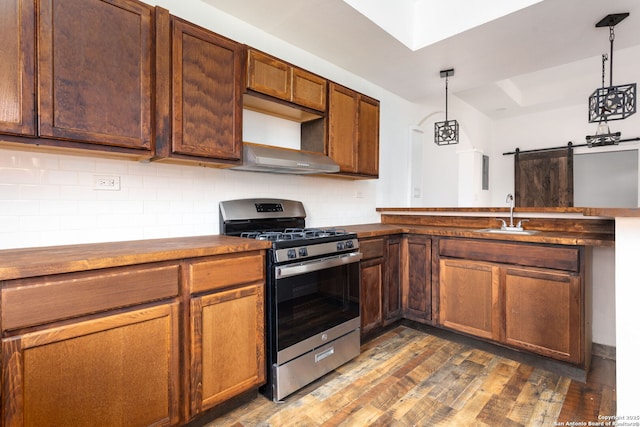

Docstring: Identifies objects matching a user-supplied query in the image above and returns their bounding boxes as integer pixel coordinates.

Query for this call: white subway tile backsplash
[0,147,380,249]
[60,157,96,172]
[3,168,39,185]
[20,214,61,232]
[0,184,20,199]
[20,185,61,200]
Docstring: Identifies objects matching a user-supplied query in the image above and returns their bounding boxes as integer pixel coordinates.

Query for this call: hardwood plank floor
[208,326,616,426]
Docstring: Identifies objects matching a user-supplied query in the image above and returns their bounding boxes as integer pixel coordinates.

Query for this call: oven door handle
[276,252,363,278]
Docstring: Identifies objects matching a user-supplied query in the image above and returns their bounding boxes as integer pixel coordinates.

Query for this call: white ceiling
[202,0,640,119]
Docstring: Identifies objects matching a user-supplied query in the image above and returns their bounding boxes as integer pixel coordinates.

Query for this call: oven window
[276,262,360,351]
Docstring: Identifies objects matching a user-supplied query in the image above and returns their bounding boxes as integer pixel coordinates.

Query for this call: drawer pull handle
[315,347,334,363]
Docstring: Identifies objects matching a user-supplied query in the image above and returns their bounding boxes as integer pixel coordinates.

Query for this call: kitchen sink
[474,228,539,236]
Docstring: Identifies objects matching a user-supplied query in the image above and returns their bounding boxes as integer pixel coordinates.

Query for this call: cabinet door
[404,236,432,323]
[383,236,402,324]
[0,0,35,136]
[328,83,358,173]
[190,284,265,415]
[360,258,383,335]
[357,95,380,177]
[292,68,326,111]
[439,259,500,341]
[2,303,180,427]
[170,17,243,161]
[37,0,153,150]
[504,267,582,364]
[247,49,291,100]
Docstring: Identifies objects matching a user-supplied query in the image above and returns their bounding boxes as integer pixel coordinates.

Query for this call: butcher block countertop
[375,206,640,218]
[344,206,617,247]
[343,223,614,247]
[0,235,272,281]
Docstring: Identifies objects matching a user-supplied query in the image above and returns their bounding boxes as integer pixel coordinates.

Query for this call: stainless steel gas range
[219,199,362,401]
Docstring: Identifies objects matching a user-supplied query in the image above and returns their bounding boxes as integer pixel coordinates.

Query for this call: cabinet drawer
[439,239,580,272]
[2,263,179,331]
[189,252,264,293]
[359,238,384,260]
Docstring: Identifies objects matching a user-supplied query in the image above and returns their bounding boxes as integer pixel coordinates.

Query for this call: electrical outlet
[94,175,121,191]
[355,191,364,199]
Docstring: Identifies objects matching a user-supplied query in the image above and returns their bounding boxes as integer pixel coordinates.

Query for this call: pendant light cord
[445,75,449,122]
[601,54,607,89]
[609,26,615,87]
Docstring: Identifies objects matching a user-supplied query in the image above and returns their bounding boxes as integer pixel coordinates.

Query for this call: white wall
[410,95,494,207]
[489,104,640,208]
[615,218,640,416]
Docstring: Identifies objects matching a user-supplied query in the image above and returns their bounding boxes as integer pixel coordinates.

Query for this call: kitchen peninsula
[343,206,616,385]
[360,206,639,416]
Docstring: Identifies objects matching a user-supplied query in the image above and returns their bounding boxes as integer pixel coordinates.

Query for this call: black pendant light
[434,69,459,145]
[586,13,636,147]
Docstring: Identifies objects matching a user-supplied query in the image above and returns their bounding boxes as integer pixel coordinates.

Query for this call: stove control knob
[346,240,354,249]
[337,242,345,250]
[287,249,297,259]
[299,247,308,257]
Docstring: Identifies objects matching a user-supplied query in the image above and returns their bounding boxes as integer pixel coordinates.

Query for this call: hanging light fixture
[586,13,635,146]
[434,69,459,145]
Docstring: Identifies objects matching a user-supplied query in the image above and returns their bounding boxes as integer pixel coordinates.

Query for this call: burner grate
[241,227,349,242]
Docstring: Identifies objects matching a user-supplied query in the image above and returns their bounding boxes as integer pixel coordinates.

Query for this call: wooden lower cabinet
[440,259,500,341]
[403,235,432,323]
[189,283,265,416]
[504,267,581,364]
[2,303,180,427]
[186,251,266,417]
[360,257,383,334]
[383,236,402,325]
[359,238,384,335]
[438,238,586,366]
[359,236,403,336]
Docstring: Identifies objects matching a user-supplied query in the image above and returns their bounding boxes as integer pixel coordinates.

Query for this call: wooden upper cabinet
[163,16,244,163]
[328,82,380,178]
[291,68,326,111]
[37,0,154,151]
[328,83,358,173]
[357,95,380,177]
[247,49,327,112]
[0,0,36,136]
[247,50,291,100]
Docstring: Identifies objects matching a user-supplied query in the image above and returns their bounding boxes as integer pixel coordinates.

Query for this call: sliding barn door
[515,148,573,207]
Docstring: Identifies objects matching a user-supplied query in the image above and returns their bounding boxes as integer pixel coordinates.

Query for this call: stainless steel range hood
[232,142,339,175]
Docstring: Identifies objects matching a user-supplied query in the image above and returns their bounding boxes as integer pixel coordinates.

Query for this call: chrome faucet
[506,193,515,228]
[496,193,528,231]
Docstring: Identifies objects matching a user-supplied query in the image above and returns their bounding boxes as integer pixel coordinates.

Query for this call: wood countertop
[342,223,614,247]
[376,206,640,218]
[0,235,272,281]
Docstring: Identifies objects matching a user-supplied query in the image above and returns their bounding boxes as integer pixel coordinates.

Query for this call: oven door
[273,252,362,364]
